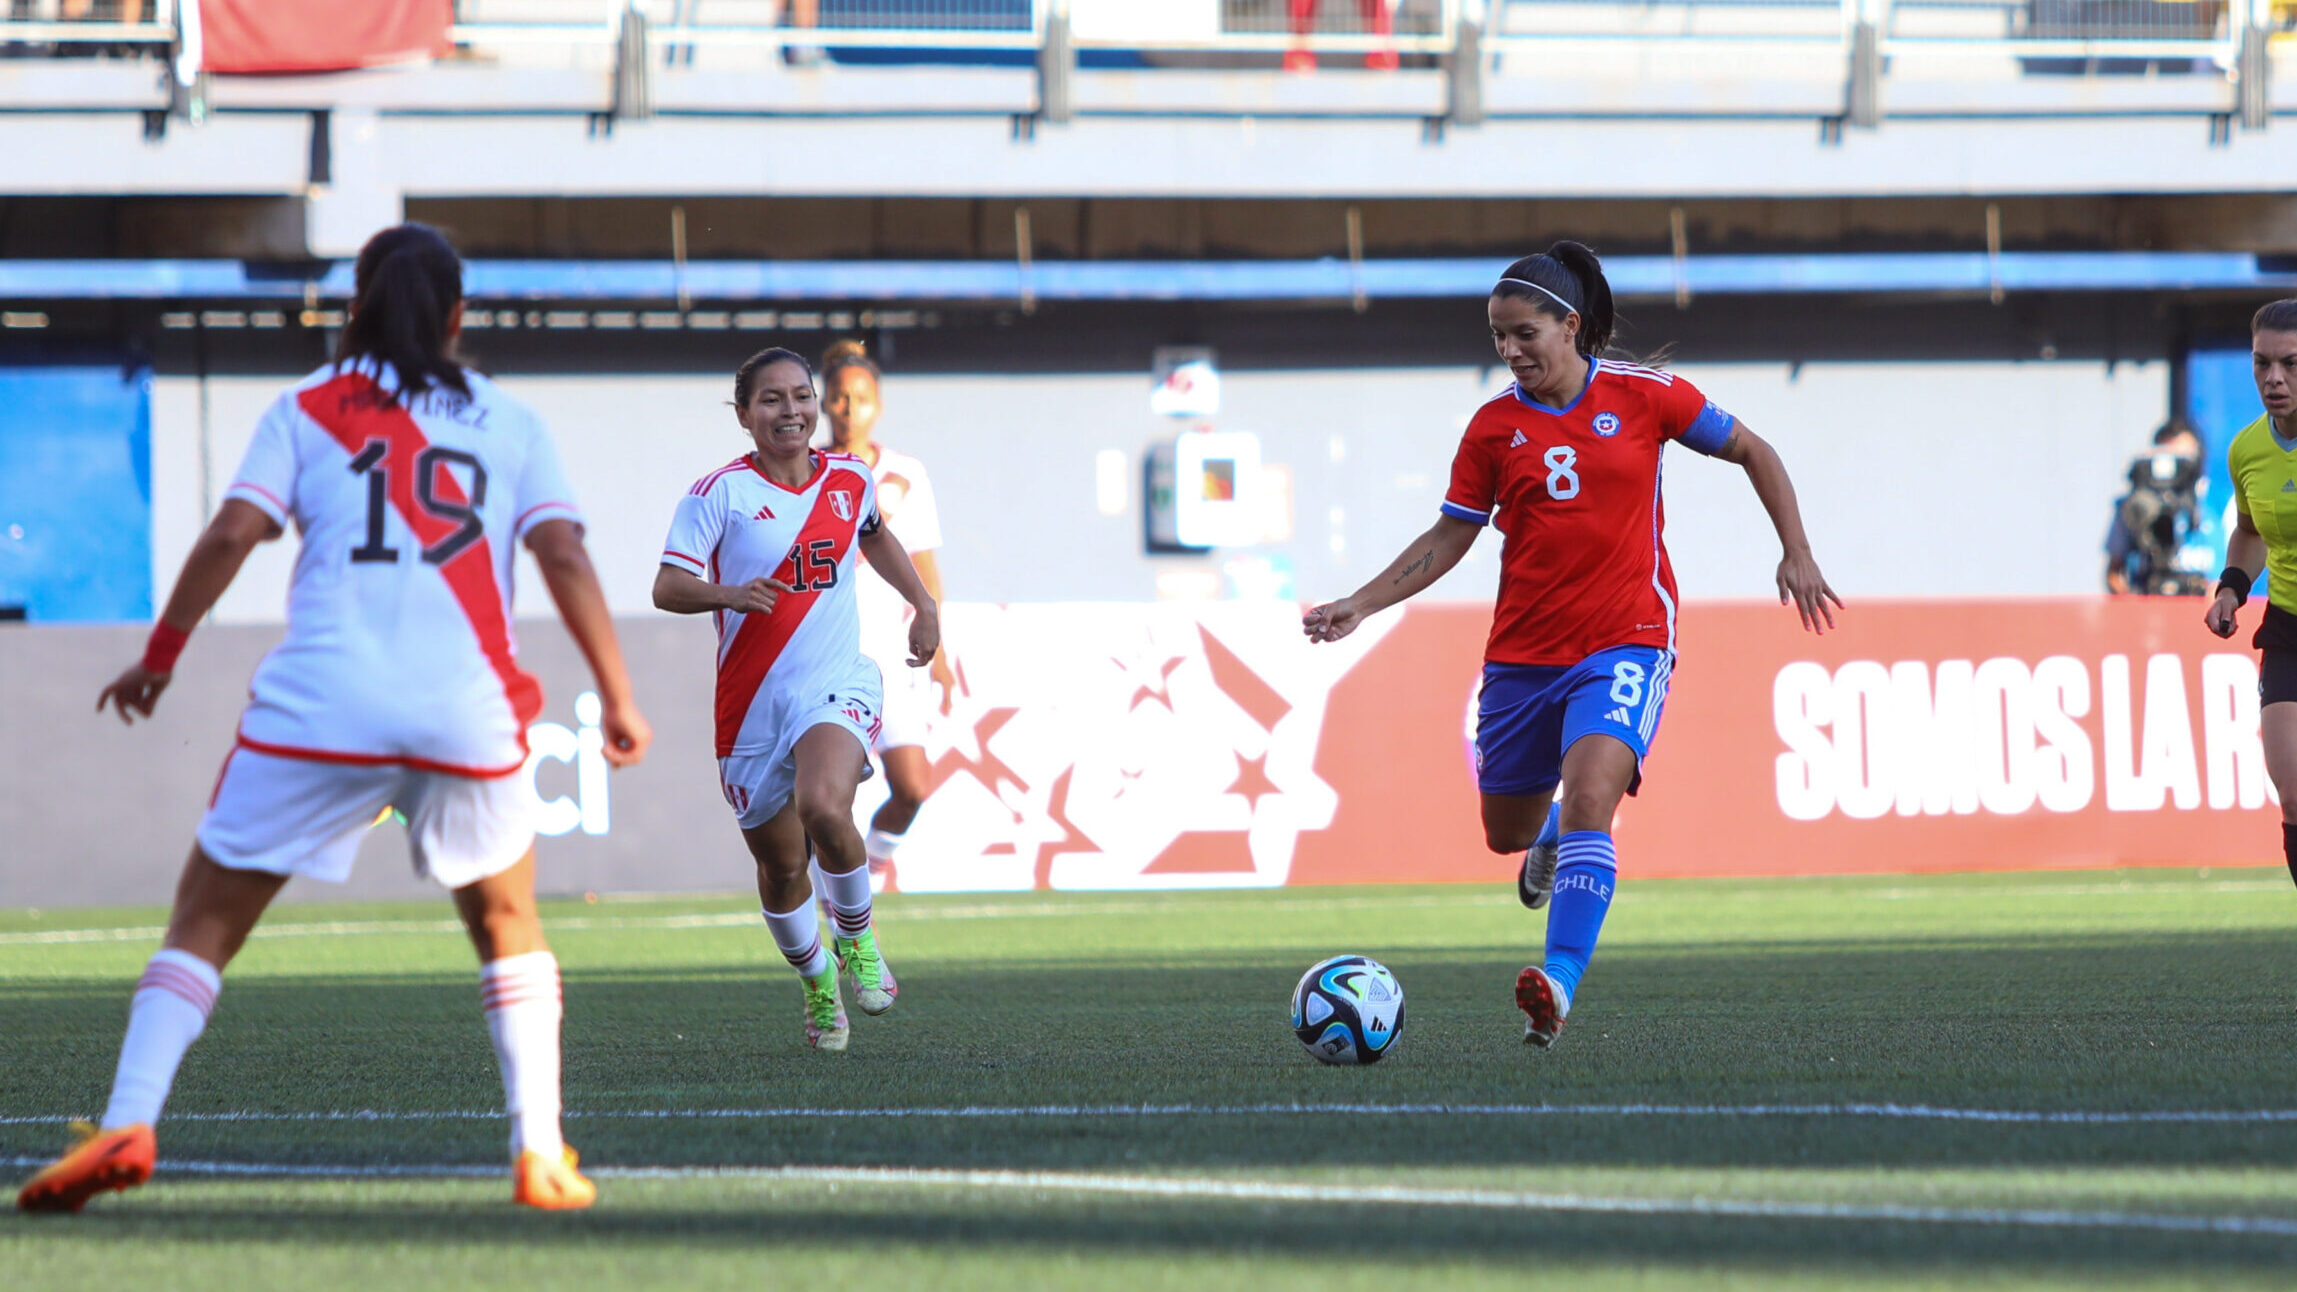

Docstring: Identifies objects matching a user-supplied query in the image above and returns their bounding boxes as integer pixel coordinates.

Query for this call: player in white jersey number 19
[653,348,940,1053]
[19,224,652,1216]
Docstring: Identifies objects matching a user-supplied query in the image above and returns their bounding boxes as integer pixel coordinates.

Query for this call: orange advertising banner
[200,0,451,75]
[893,598,2280,890]
[1623,597,2281,879]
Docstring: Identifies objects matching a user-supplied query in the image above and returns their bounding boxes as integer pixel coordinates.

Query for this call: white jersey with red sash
[220,360,581,777]
[660,451,883,760]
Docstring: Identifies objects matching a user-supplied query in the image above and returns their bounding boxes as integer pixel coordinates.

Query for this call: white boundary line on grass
[0,895,1505,946]
[8,1102,2297,1127]
[2,880,2286,947]
[3,1156,2295,1237]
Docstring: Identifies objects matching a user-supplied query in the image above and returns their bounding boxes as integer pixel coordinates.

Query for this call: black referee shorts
[2255,604,2297,706]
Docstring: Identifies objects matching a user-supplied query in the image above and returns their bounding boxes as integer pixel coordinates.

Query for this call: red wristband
[142,623,190,674]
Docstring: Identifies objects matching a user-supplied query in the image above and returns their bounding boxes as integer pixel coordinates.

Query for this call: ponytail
[1492,239,1616,358]
[335,223,470,407]
[819,337,881,387]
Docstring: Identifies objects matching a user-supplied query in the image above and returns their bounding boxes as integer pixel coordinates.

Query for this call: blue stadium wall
[0,360,152,623]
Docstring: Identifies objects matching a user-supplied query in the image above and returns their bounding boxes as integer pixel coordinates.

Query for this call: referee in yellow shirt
[2206,298,2297,885]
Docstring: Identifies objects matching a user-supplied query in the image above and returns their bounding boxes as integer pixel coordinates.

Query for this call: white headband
[1497,277,1578,316]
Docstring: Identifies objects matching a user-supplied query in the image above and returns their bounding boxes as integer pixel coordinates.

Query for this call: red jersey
[1441,357,1736,667]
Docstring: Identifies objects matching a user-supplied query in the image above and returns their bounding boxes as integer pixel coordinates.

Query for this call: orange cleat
[512,1143,596,1210]
[16,1121,155,1213]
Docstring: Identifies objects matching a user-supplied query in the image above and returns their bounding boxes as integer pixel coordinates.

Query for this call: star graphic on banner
[927,708,1027,800]
[1226,751,1282,811]
[1029,767,1098,890]
[1116,652,1188,714]
[1198,626,1292,733]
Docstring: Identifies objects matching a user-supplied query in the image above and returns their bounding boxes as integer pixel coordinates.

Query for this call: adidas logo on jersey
[1509,431,1528,449]
[1604,707,1631,725]
[2283,480,2295,493]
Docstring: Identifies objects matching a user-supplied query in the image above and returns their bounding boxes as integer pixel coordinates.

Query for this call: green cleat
[833,928,899,1016]
[801,970,849,1051]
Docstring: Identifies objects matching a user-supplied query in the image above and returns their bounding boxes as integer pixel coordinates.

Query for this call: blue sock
[1533,800,1561,850]
[1543,831,1618,1006]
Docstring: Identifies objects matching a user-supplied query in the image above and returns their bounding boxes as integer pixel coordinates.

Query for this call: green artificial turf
[5,870,2297,1288]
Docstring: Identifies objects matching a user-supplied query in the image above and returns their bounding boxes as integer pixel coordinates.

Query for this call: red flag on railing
[199,0,452,75]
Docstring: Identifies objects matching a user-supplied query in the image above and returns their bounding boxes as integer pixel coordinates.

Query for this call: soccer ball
[1291,955,1404,1064]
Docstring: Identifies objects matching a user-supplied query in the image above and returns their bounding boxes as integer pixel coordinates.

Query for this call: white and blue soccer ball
[1291,955,1405,1065]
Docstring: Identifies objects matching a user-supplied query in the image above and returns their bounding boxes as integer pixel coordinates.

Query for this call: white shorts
[719,692,880,830]
[873,661,935,752]
[196,745,536,889]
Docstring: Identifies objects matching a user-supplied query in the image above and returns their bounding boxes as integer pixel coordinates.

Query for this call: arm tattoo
[1393,550,1434,585]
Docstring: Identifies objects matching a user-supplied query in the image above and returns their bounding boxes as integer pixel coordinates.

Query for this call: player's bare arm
[1304,514,1480,645]
[96,498,280,725]
[527,518,652,767]
[860,524,941,668]
[908,545,960,706]
[1712,422,1843,634]
[652,563,795,617]
[2208,508,2266,638]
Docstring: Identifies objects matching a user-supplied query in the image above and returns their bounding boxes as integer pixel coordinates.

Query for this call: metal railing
[1876,0,2246,57]
[0,0,174,49]
[443,1,1453,57]
[2,0,2288,128]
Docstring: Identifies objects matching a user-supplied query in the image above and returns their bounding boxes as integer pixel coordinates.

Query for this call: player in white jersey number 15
[653,348,940,1053]
[18,224,652,1216]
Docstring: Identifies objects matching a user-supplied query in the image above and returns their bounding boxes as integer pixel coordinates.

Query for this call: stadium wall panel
[0,364,152,623]
[0,596,2280,909]
[147,359,2172,622]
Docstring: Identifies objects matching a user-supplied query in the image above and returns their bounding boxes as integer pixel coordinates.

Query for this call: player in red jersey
[653,348,939,1052]
[18,224,651,1214]
[1304,241,1840,1048]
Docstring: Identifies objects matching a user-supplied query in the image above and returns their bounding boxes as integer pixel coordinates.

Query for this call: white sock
[480,951,565,1160]
[865,828,904,865]
[762,901,831,978]
[819,865,874,941]
[100,949,221,1130]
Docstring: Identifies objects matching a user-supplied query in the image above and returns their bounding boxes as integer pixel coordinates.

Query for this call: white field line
[0,894,1513,947]
[2,1156,2293,1237]
[0,879,2283,947]
[7,1102,2297,1128]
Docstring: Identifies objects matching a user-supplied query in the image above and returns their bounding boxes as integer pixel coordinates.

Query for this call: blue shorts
[1474,645,1673,798]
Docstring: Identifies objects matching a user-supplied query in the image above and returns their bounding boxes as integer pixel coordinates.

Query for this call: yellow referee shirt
[2228,413,2297,613]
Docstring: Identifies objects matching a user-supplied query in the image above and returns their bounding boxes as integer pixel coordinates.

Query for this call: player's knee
[1558,779,1624,831]
[477,896,534,942]
[793,794,848,843]
[1483,821,1534,854]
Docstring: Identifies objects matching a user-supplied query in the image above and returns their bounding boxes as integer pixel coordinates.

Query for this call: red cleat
[1515,965,1570,1049]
